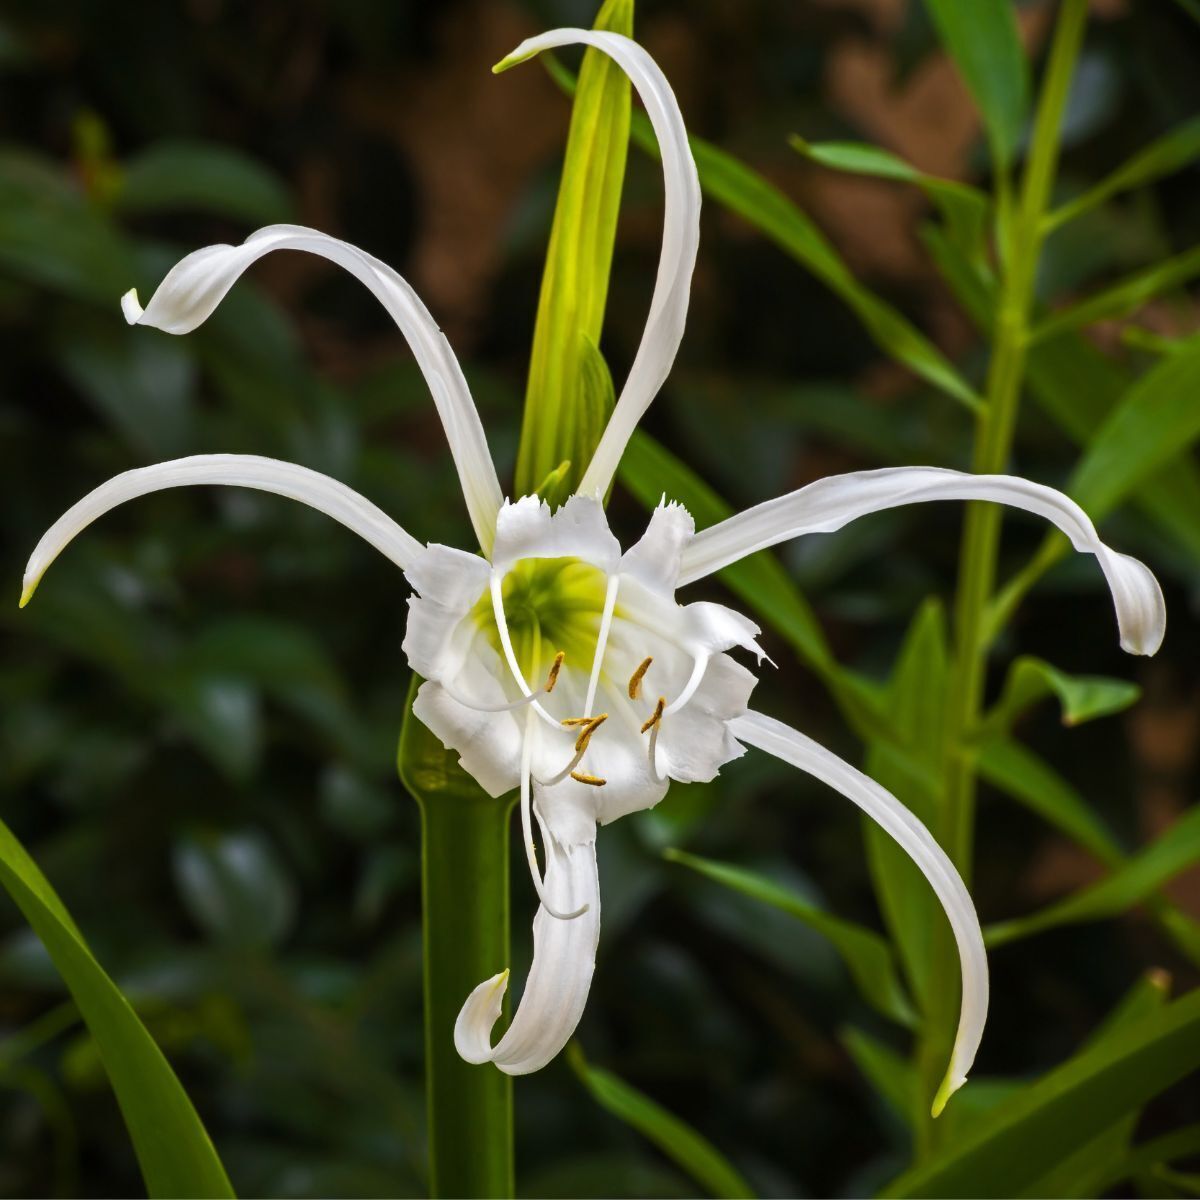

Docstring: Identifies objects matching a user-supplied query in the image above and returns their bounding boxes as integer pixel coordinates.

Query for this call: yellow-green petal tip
[931,1072,964,1119]
[19,581,35,609]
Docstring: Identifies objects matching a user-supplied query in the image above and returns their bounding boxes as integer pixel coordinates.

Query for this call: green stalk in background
[399,677,514,1199]
[921,0,1091,1152]
[514,0,633,504]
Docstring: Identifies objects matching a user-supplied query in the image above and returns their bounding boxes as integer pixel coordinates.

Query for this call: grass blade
[985,805,1200,948]
[1031,244,1200,344]
[1045,115,1200,232]
[882,985,1200,1198]
[790,136,988,257]
[665,848,918,1028]
[1066,336,1200,518]
[977,737,1121,864]
[545,57,983,413]
[924,0,1029,171]
[0,818,233,1198]
[566,1043,755,1199]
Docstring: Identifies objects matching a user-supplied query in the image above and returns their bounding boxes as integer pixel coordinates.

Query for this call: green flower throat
[472,557,613,679]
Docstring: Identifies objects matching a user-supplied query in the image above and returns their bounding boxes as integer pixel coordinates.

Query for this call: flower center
[471,556,612,682]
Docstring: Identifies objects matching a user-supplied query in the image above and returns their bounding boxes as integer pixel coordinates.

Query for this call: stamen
[662,653,711,718]
[584,573,621,717]
[519,708,588,921]
[545,650,565,692]
[570,771,607,787]
[538,744,588,787]
[560,717,592,727]
[489,572,562,731]
[647,717,667,783]
[573,713,608,753]
[640,696,666,734]
[441,680,549,714]
[628,656,653,699]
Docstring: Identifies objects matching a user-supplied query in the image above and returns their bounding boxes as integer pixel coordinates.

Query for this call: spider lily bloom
[22,29,1164,1115]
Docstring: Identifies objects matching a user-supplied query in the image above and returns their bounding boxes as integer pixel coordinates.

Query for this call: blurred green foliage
[1,1,1199,1197]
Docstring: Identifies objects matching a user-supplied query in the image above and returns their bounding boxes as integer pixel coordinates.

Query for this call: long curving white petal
[730,708,987,1117]
[122,224,503,556]
[495,31,701,502]
[679,467,1165,656]
[454,818,600,1075]
[21,453,422,606]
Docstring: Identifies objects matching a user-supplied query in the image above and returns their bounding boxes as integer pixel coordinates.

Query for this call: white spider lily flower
[21,29,1165,1113]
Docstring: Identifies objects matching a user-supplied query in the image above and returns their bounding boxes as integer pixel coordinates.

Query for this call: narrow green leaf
[566,1043,755,1199]
[1031,244,1200,344]
[983,655,1141,732]
[924,222,1200,564]
[1020,971,1172,1199]
[864,600,949,1012]
[0,819,233,1198]
[1092,1124,1200,1196]
[841,1026,917,1126]
[979,737,1200,969]
[882,986,1200,1198]
[1067,336,1200,519]
[924,0,1029,170]
[616,429,889,743]
[986,806,1200,948]
[545,58,983,413]
[665,849,917,1029]
[1046,115,1200,232]
[116,140,293,225]
[790,136,988,256]
[977,736,1121,864]
[514,0,633,499]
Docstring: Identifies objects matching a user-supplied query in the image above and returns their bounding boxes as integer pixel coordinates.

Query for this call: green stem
[918,0,1090,1156]
[399,676,515,1199]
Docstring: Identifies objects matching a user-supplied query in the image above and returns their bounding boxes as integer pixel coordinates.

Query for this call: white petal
[21,453,421,606]
[620,500,695,595]
[496,32,701,503]
[619,575,765,661]
[680,467,1165,656]
[402,544,492,680]
[730,708,987,1115]
[454,822,600,1074]
[411,674,522,800]
[654,653,755,784]
[124,224,503,556]
[491,494,621,576]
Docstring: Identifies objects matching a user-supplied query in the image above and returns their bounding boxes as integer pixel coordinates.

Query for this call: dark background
[1,0,1199,1195]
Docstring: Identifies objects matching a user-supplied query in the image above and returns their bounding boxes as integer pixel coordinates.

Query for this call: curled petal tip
[120,288,144,325]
